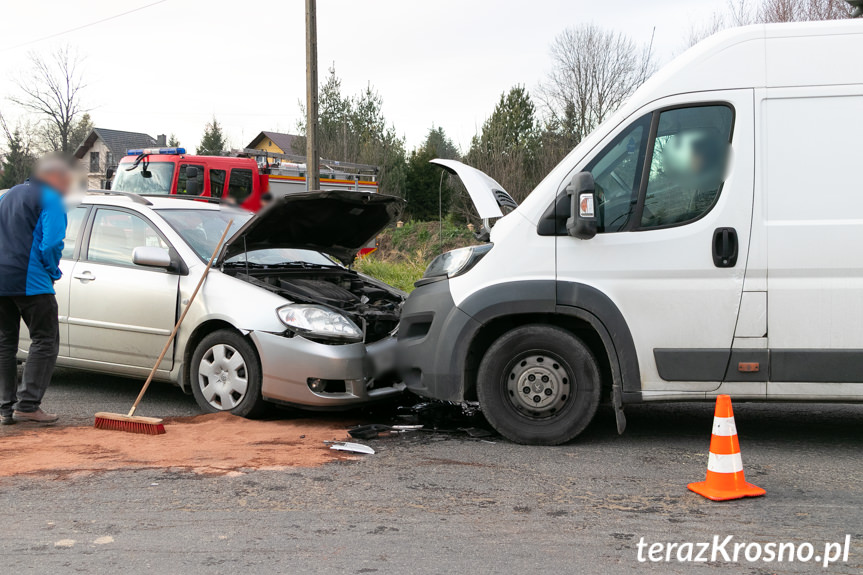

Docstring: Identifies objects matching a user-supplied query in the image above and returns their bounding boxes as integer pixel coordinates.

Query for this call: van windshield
[113,161,175,195]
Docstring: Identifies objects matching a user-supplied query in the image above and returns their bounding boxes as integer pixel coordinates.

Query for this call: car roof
[78,191,249,213]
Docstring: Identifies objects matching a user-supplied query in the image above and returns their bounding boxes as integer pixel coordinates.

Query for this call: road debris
[326,441,375,455]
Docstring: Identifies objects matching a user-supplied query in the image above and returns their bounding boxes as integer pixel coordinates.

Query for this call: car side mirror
[132,246,172,268]
[105,167,115,181]
[566,172,597,240]
[185,166,199,195]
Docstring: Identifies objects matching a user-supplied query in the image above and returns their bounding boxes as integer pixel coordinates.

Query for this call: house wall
[250,138,286,156]
[79,138,114,189]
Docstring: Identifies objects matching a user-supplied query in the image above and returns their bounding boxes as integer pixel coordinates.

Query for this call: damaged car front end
[160,190,407,412]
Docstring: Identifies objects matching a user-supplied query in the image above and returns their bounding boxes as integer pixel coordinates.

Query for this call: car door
[18,204,90,358]
[67,206,179,370]
[555,90,755,394]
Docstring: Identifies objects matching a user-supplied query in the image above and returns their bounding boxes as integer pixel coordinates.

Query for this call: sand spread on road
[0,412,354,477]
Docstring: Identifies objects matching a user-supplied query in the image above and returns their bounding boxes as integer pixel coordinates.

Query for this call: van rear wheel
[477,325,601,445]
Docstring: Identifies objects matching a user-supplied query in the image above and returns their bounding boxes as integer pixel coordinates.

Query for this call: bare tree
[684,0,851,49]
[537,24,657,147]
[9,46,89,156]
[759,0,851,21]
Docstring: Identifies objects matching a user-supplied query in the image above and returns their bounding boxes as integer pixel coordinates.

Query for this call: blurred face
[40,169,72,196]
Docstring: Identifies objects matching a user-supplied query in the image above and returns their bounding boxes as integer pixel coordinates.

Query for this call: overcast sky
[0,0,728,154]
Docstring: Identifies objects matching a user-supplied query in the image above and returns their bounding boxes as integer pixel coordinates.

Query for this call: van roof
[634,19,863,105]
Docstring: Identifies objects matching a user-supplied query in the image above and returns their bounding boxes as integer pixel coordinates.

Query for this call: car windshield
[157,208,338,266]
[113,160,175,195]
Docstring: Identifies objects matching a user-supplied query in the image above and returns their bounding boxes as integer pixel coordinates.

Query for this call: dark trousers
[0,295,59,415]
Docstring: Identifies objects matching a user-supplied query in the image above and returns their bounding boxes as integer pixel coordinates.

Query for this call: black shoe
[0,414,16,425]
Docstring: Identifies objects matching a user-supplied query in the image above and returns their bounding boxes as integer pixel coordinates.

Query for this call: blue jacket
[0,179,67,296]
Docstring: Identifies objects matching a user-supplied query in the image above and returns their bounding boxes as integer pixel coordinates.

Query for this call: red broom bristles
[94,415,166,435]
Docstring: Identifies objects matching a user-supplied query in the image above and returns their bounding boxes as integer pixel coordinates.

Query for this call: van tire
[190,329,267,418]
[477,325,600,445]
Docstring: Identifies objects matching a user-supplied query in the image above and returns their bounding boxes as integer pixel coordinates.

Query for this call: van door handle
[72,271,96,282]
[712,227,738,268]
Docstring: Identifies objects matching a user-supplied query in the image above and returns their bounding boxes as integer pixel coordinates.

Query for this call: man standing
[0,156,71,425]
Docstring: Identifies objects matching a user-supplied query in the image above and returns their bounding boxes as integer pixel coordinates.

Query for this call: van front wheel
[477,325,601,445]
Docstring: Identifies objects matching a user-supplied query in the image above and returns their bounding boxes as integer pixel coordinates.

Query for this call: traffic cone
[688,395,765,501]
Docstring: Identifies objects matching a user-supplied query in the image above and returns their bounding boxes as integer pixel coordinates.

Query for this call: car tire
[190,329,267,418]
[476,325,601,445]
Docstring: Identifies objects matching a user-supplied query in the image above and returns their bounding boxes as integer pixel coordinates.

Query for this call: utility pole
[305,0,320,191]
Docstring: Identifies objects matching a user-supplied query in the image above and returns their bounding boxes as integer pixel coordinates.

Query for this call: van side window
[640,106,733,229]
[209,169,226,198]
[228,169,253,203]
[177,164,205,195]
[584,113,651,233]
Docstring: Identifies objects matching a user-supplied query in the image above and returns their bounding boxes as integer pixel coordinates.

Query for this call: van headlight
[277,304,363,343]
[421,244,493,282]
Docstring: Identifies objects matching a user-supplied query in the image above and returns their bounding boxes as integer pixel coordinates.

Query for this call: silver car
[17,190,407,416]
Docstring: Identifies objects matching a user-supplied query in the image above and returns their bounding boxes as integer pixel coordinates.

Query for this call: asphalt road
[1,368,862,574]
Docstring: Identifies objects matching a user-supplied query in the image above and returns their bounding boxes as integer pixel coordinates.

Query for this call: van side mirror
[566,172,597,240]
[105,167,115,181]
[185,166,199,195]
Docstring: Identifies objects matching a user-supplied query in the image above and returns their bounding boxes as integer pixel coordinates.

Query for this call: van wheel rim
[198,344,248,410]
[505,353,571,419]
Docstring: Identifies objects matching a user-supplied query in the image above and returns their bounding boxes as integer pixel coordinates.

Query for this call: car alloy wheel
[197,343,249,410]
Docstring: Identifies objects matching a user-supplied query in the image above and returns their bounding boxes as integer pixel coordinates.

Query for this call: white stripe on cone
[707,452,744,474]
[712,416,737,437]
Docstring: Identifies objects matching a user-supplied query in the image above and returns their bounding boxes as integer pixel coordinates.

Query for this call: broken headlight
[277,304,363,343]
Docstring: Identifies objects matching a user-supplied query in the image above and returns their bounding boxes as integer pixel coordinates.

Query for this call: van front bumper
[397,278,482,402]
[251,331,404,409]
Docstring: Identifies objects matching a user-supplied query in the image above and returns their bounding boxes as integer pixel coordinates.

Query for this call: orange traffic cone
[688,395,765,501]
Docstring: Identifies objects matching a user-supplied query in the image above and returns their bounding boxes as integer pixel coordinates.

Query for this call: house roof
[74,128,157,163]
[247,131,300,154]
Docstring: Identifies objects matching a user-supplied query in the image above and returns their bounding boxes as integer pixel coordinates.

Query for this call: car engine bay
[228,266,403,343]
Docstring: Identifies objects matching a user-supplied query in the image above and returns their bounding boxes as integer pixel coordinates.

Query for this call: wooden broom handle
[128,219,234,417]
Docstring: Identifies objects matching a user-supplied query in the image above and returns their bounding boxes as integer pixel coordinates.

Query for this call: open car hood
[430,159,518,219]
[219,190,404,265]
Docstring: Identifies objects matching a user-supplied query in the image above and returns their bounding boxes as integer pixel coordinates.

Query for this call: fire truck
[109,147,379,212]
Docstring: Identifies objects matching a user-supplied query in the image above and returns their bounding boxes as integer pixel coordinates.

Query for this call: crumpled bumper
[250,331,404,408]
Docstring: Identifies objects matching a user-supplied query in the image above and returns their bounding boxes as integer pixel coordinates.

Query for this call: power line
[1,0,170,53]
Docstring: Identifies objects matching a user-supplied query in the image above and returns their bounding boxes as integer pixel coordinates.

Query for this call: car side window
[640,105,733,229]
[87,209,169,267]
[584,113,651,233]
[61,206,89,260]
[177,164,205,195]
[227,168,253,203]
[209,169,226,198]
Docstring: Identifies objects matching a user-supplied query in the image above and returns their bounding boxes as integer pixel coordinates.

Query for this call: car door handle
[712,227,738,268]
[72,271,96,282]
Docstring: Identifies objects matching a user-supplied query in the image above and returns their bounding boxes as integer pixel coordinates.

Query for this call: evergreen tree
[1,126,36,188]
[196,117,227,155]
[168,134,181,147]
[403,127,459,221]
[68,113,94,154]
[425,126,460,160]
[466,85,542,203]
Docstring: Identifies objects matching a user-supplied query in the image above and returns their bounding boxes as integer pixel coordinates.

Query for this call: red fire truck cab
[110,148,269,211]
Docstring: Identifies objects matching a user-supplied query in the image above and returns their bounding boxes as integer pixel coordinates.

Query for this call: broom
[94,219,234,435]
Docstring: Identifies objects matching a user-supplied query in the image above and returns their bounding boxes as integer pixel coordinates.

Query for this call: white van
[397,20,863,445]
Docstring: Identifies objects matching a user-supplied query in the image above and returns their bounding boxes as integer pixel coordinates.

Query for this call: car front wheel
[190,329,266,417]
[476,325,601,445]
